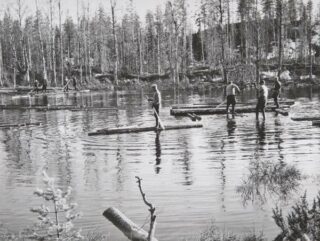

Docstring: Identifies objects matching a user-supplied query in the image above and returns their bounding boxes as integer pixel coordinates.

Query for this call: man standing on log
[272,77,281,108]
[255,79,268,120]
[148,84,162,129]
[226,80,240,114]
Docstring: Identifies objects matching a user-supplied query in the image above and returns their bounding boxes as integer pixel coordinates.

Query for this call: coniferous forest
[0,0,319,88]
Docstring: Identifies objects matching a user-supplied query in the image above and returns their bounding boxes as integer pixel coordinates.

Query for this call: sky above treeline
[0,0,319,24]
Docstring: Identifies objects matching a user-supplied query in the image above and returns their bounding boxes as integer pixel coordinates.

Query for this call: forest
[0,0,318,88]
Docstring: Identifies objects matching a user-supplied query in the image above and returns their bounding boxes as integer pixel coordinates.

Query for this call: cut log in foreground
[88,124,203,136]
[170,105,291,116]
[312,121,320,126]
[0,122,41,129]
[291,116,320,121]
[103,207,158,241]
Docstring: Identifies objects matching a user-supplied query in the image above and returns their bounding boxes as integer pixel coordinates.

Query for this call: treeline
[0,0,318,87]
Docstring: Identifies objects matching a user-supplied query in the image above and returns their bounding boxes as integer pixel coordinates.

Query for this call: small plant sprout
[30,170,83,241]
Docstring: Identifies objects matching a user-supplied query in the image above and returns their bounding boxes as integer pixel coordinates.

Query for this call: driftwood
[88,124,203,136]
[0,122,41,129]
[103,207,158,241]
[291,116,320,121]
[135,176,157,241]
[170,105,291,116]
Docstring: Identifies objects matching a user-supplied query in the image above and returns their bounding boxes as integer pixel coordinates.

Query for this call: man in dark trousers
[255,79,269,120]
[34,79,40,93]
[148,84,162,129]
[272,77,281,108]
[226,80,240,114]
[42,78,47,93]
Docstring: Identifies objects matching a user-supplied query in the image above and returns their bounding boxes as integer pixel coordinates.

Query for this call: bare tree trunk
[0,41,3,86]
[50,0,57,86]
[36,0,48,81]
[218,0,227,84]
[199,21,205,64]
[308,12,313,81]
[255,0,261,83]
[111,0,118,86]
[277,0,283,79]
[87,3,92,82]
[58,0,63,86]
[226,0,231,56]
[157,29,161,79]
[138,29,143,76]
[77,0,83,84]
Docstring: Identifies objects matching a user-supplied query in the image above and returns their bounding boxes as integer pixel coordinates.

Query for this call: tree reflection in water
[237,154,302,206]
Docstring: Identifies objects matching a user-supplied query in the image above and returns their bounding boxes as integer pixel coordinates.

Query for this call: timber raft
[88,124,203,136]
[0,104,117,111]
[171,100,295,109]
[170,105,292,116]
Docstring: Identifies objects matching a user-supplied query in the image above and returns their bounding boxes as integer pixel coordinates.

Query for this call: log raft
[0,122,41,129]
[291,116,320,121]
[170,105,291,116]
[0,105,117,111]
[172,100,295,109]
[312,121,320,126]
[88,124,203,136]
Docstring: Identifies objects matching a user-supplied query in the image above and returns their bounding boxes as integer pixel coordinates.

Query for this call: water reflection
[155,132,161,174]
[219,139,226,212]
[226,115,236,136]
[237,157,302,206]
[256,120,266,146]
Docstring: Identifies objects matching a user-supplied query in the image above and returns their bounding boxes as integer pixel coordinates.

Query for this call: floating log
[274,108,289,116]
[70,107,117,112]
[312,121,320,126]
[292,116,320,121]
[103,207,158,241]
[172,100,295,109]
[88,123,203,136]
[0,104,117,112]
[0,122,41,129]
[170,105,291,116]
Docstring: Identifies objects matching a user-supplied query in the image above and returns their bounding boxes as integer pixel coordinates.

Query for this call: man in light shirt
[255,79,268,120]
[226,81,240,114]
[147,84,162,128]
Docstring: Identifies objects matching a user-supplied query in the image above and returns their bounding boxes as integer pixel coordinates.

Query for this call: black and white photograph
[0,0,320,240]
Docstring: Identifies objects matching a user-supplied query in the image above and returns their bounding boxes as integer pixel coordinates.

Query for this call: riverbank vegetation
[0,0,320,89]
[0,170,319,241]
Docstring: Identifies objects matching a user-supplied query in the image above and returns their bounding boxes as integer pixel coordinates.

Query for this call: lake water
[0,86,320,241]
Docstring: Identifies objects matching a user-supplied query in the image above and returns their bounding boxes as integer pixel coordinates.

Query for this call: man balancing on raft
[255,79,268,120]
[225,80,240,114]
[272,77,281,108]
[147,84,163,129]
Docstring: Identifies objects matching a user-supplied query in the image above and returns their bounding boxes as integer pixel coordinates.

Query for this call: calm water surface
[0,86,320,241]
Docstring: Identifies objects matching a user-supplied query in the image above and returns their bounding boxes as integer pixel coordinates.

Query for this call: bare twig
[135,176,156,241]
